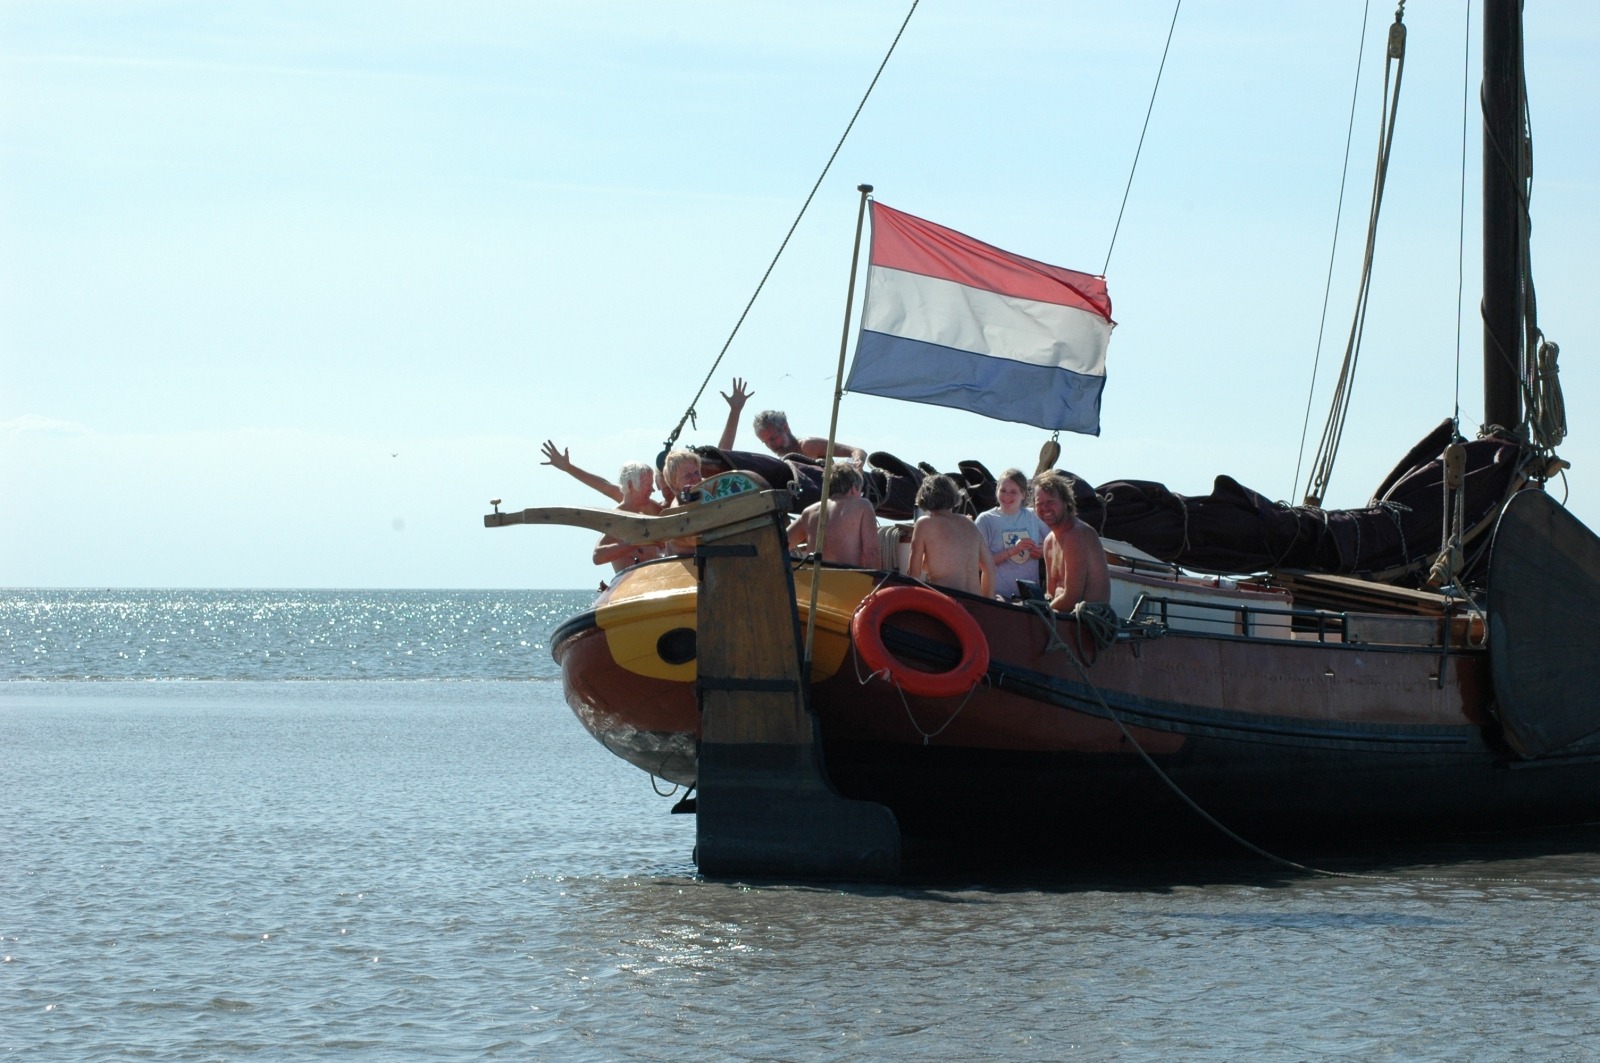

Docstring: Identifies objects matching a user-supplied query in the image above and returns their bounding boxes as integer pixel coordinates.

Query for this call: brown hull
[551,557,1600,846]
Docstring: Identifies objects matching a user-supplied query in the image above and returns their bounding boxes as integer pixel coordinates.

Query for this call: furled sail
[696,420,1526,583]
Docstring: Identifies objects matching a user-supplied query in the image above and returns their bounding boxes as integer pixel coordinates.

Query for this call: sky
[3,1,1596,589]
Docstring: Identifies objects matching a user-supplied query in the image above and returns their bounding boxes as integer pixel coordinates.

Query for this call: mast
[1481,0,1525,434]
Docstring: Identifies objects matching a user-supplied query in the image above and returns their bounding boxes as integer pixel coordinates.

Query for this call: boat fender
[851,586,990,699]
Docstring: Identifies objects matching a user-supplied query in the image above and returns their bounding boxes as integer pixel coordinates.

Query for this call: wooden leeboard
[1488,489,1600,757]
[695,514,812,748]
[690,502,901,877]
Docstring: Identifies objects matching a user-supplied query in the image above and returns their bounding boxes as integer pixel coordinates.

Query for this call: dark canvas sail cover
[697,421,1524,583]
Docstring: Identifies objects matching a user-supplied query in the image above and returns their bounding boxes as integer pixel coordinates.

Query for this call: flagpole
[803,183,874,671]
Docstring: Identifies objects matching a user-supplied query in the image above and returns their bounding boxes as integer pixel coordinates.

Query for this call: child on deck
[906,475,994,597]
[974,467,1050,600]
[787,464,881,568]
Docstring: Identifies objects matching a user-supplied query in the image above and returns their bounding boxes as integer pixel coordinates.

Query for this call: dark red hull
[552,555,1600,849]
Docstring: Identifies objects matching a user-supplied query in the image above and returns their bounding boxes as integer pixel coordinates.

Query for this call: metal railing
[1127,591,1343,643]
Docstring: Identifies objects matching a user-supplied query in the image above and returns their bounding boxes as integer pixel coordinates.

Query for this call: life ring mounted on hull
[850,586,990,699]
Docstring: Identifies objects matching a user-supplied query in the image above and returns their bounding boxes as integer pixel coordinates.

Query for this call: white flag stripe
[863,267,1109,378]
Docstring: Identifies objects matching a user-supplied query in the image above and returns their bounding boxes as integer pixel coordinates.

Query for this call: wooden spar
[483,488,788,544]
[803,183,875,670]
[1481,0,1525,434]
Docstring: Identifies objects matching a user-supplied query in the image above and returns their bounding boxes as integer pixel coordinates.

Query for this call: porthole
[656,627,697,665]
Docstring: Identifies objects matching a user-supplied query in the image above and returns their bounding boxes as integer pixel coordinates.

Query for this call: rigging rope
[1452,1,1474,430]
[659,0,921,457]
[1303,2,1407,509]
[1102,0,1184,278]
[1428,441,1468,589]
[1528,341,1566,451]
[1509,74,1566,457]
[1291,0,1374,503]
[1429,1,1473,593]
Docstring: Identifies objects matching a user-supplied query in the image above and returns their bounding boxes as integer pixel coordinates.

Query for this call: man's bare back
[907,511,994,596]
[788,495,881,567]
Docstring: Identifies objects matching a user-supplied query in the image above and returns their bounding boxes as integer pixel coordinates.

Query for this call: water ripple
[7,674,1600,1060]
[0,589,593,681]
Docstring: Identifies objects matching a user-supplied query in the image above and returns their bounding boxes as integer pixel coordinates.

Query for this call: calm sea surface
[5,589,1600,1060]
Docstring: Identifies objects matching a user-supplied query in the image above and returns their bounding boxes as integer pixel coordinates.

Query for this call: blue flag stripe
[846,330,1104,435]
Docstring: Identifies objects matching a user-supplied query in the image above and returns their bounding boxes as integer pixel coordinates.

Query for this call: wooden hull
[552,552,1600,847]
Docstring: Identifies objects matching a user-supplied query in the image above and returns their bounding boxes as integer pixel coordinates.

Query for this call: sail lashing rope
[1427,441,1467,588]
[1302,3,1408,509]
[1504,67,1566,459]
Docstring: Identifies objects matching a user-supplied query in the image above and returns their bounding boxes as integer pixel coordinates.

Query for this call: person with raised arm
[716,377,753,451]
[591,462,667,572]
[541,441,617,503]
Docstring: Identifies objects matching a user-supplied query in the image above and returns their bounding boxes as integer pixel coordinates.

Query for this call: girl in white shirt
[973,468,1050,600]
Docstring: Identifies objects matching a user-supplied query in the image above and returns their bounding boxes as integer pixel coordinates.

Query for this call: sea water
[5,589,1600,1061]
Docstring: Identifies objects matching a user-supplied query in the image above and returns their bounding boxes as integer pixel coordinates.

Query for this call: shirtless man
[749,408,868,467]
[540,441,663,514]
[592,462,666,572]
[906,475,994,597]
[1032,473,1110,612]
[787,464,881,568]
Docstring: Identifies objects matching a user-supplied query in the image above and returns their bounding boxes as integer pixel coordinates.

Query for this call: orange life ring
[851,586,990,699]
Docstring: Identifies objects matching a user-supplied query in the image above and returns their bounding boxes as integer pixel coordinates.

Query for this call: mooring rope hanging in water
[659,0,922,457]
[1018,598,1572,884]
[1019,599,1373,879]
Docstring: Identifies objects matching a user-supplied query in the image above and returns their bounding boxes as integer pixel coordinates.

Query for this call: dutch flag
[846,201,1114,436]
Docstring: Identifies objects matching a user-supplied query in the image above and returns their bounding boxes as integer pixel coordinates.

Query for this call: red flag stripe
[869,201,1113,322]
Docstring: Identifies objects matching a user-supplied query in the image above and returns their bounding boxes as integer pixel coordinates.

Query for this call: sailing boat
[491,1,1600,878]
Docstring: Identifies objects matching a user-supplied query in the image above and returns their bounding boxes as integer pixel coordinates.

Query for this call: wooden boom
[483,488,791,546]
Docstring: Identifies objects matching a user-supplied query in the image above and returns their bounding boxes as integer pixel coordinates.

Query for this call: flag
[845,201,1114,435]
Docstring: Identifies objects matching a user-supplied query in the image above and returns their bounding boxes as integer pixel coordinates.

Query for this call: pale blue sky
[3,1,1596,588]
